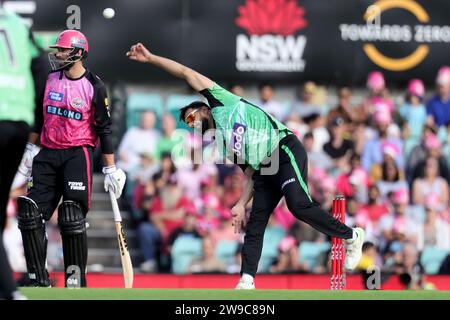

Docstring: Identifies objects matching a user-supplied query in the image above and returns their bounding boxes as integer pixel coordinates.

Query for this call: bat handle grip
[109,189,122,223]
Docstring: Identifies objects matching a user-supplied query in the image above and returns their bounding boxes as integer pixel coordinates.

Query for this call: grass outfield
[20,288,450,300]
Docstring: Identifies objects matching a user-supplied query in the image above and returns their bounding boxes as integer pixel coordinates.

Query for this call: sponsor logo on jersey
[68,181,86,191]
[48,91,64,102]
[231,122,246,156]
[46,105,82,121]
[105,98,111,117]
[71,97,85,109]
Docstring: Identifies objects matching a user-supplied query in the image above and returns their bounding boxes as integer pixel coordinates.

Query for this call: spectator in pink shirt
[273,199,296,232]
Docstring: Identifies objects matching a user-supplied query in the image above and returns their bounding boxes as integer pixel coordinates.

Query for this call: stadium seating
[258,226,286,273]
[215,240,238,265]
[298,241,331,272]
[126,92,164,128]
[420,247,450,275]
[171,235,203,274]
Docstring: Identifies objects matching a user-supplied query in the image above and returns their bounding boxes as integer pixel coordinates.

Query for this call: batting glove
[18,143,40,177]
[103,165,126,199]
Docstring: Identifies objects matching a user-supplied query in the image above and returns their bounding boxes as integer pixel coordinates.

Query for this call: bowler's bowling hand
[126,43,153,63]
[231,203,246,234]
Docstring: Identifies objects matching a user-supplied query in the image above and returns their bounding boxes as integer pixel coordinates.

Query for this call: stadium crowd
[3,67,450,289]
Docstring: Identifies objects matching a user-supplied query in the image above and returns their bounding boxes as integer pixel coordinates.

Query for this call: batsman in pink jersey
[16,30,126,287]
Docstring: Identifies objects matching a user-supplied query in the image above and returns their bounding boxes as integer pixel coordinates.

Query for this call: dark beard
[201,118,209,134]
[62,62,75,71]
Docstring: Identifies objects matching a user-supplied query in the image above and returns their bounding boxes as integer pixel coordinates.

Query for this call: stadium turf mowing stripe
[20,288,450,300]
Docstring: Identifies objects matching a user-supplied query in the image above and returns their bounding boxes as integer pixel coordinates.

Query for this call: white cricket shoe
[344,227,365,271]
[235,279,255,290]
[12,291,27,300]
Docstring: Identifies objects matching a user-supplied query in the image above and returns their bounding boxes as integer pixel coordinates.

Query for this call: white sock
[241,273,254,283]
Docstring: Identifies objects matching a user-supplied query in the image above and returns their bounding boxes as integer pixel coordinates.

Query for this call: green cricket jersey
[0,10,39,124]
[200,83,292,170]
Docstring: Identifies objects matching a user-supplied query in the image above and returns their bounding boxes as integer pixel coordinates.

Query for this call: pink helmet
[407,79,425,98]
[373,102,392,125]
[50,29,89,52]
[381,142,401,159]
[424,134,441,150]
[278,236,297,253]
[48,30,89,71]
[436,66,450,86]
[392,188,409,205]
[367,71,385,91]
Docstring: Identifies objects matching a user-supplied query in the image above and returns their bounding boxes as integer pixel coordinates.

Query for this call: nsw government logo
[48,91,64,102]
[235,0,308,72]
[231,122,246,157]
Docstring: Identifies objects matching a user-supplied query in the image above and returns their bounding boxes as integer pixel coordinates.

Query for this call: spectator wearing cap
[375,154,408,201]
[302,112,330,153]
[361,102,404,172]
[269,236,307,274]
[362,71,395,118]
[379,189,419,253]
[317,175,337,211]
[406,125,438,182]
[370,141,403,179]
[289,81,323,122]
[257,83,287,122]
[349,168,371,204]
[117,110,160,173]
[410,134,450,186]
[412,157,449,208]
[399,79,427,143]
[426,66,450,127]
[336,153,368,203]
[416,194,450,251]
[323,116,354,172]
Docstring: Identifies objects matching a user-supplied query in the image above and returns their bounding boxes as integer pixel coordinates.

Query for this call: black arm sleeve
[198,88,224,108]
[32,83,44,135]
[93,84,114,154]
[30,53,48,135]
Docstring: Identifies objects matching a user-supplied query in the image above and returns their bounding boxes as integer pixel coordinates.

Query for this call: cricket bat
[109,190,134,288]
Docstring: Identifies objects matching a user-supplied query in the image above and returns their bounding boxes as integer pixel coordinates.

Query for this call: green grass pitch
[20,288,450,300]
